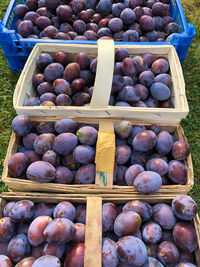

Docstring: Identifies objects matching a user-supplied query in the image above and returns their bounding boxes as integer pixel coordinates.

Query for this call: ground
[0,0,199,204]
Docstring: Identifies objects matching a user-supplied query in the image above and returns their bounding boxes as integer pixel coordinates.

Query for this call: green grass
[0,0,199,204]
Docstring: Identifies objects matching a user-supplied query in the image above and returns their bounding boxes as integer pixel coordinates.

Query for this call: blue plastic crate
[0,0,195,72]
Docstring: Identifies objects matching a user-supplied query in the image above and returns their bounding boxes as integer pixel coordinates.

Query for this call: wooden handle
[95,120,115,188]
[84,197,102,267]
[90,39,114,108]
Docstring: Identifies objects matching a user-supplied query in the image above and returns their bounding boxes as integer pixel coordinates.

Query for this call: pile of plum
[114,120,190,193]
[0,199,86,266]
[8,115,97,184]
[14,0,179,41]
[102,195,198,266]
[25,49,173,108]
[110,49,173,107]
[0,195,198,266]
[25,51,96,107]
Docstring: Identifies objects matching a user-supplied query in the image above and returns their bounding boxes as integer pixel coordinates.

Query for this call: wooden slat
[90,39,114,107]
[95,120,115,188]
[84,197,102,267]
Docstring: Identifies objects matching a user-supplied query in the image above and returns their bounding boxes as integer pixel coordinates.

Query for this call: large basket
[0,0,195,72]
[2,116,194,195]
[13,42,189,123]
[1,192,200,266]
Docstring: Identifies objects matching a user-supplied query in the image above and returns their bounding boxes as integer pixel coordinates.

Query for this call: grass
[0,0,199,204]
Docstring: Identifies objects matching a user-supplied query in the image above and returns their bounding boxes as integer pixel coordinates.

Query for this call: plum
[15,257,36,267]
[42,150,60,167]
[0,217,15,242]
[76,204,86,224]
[156,131,173,155]
[9,200,35,222]
[0,255,13,267]
[172,195,197,221]
[32,255,61,267]
[23,133,38,150]
[62,154,80,170]
[173,222,197,253]
[142,221,162,244]
[43,218,75,244]
[103,203,118,233]
[146,158,168,176]
[123,200,152,221]
[114,211,141,237]
[33,202,54,219]
[153,203,176,230]
[54,51,68,66]
[133,130,156,152]
[3,202,16,217]
[64,243,84,267]
[116,236,147,266]
[73,145,95,164]
[26,161,56,182]
[134,171,162,194]
[12,115,32,136]
[172,141,190,160]
[125,164,144,185]
[102,238,119,267]
[76,126,97,145]
[41,243,65,259]
[114,121,132,139]
[53,202,76,221]
[44,63,64,82]
[75,164,96,184]
[8,153,28,177]
[28,216,52,246]
[150,82,170,101]
[168,160,187,184]
[33,133,55,155]
[53,133,78,155]
[37,53,53,70]
[63,63,80,82]
[115,145,131,165]
[55,166,73,184]
[157,241,180,266]
[8,234,30,263]
[24,150,41,164]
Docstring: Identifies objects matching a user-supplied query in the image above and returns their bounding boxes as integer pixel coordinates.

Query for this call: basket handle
[84,197,102,267]
[90,39,114,108]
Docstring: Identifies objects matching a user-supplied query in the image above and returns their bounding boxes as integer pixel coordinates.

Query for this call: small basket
[13,41,189,123]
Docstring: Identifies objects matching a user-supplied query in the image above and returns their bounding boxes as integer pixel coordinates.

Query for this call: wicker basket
[2,117,193,195]
[1,192,200,267]
[13,41,188,123]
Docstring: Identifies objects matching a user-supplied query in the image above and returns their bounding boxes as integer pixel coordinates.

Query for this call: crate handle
[84,197,102,267]
[95,120,115,188]
[90,39,114,108]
